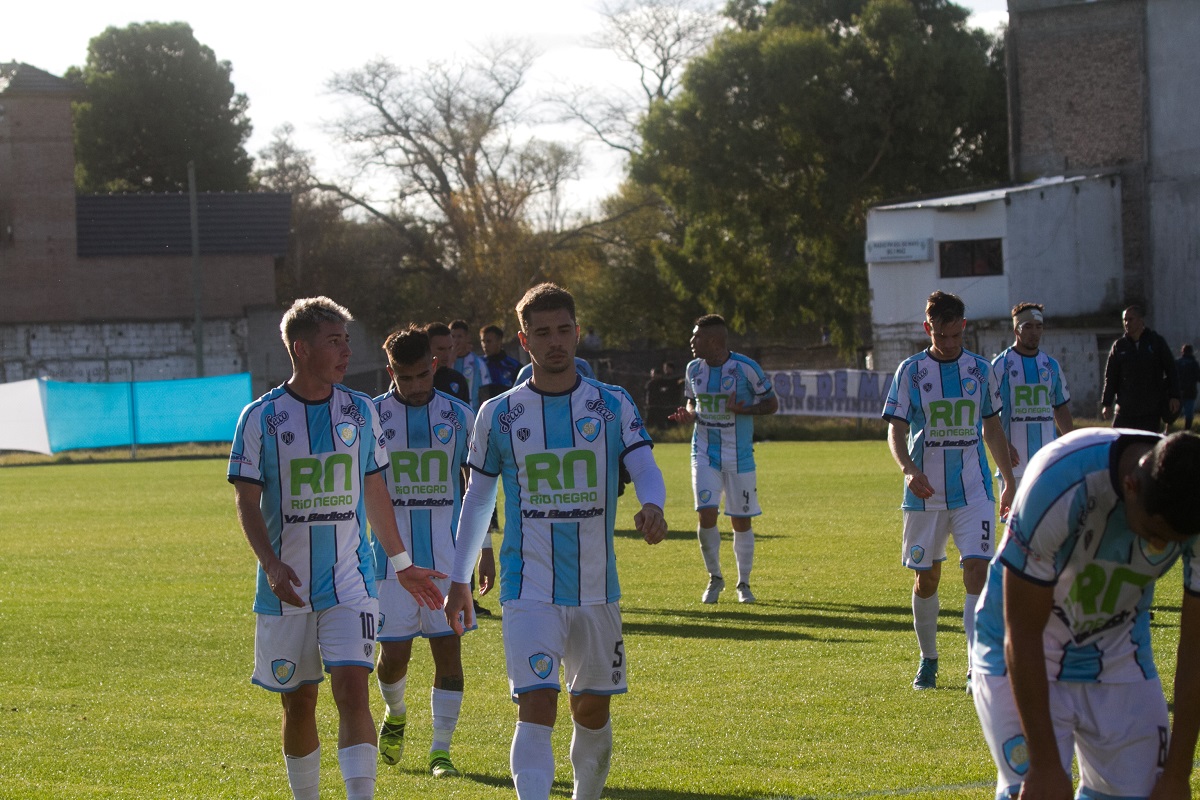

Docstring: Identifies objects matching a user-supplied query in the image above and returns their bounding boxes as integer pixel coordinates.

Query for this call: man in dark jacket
[1100,305,1180,431]
[1176,344,1200,430]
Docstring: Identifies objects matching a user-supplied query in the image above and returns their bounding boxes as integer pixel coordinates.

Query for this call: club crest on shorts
[336,422,358,447]
[1003,735,1030,775]
[529,653,554,679]
[576,417,601,442]
[433,423,453,444]
[271,659,296,685]
[910,545,925,564]
[699,489,712,504]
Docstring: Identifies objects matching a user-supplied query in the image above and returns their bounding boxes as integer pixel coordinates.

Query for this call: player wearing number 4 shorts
[883,291,1014,693]
[445,284,669,800]
[229,297,444,800]
[972,428,1200,800]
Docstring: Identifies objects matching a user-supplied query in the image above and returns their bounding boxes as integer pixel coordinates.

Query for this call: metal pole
[188,161,205,377]
[129,380,138,460]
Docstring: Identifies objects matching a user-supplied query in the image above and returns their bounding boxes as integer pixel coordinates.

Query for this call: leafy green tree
[632,0,1008,348]
[71,22,253,192]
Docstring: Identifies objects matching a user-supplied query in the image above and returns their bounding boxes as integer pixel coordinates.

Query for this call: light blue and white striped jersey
[370,389,474,580]
[228,384,385,616]
[469,376,652,606]
[514,358,595,387]
[991,347,1071,478]
[973,428,1200,683]
[882,349,1001,511]
[454,353,488,409]
[684,353,775,473]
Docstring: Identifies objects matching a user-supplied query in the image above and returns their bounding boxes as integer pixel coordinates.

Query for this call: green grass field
[0,441,1192,799]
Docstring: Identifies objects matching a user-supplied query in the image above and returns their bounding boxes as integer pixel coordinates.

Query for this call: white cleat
[736,582,756,604]
[701,575,725,604]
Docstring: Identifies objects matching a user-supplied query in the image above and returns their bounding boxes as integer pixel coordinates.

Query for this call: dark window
[938,238,1003,278]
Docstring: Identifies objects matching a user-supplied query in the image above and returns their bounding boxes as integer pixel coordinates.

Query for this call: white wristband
[389,551,413,573]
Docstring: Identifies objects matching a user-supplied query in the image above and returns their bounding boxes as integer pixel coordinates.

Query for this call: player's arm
[624,445,667,544]
[233,480,304,608]
[886,416,933,500]
[1100,345,1119,420]
[1052,404,1074,437]
[446,469,500,634]
[983,414,1016,517]
[364,470,445,609]
[668,398,697,424]
[728,394,778,416]
[1149,590,1200,800]
[1003,567,1074,799]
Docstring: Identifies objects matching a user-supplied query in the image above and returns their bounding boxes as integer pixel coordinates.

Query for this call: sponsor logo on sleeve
[229,452,253,466]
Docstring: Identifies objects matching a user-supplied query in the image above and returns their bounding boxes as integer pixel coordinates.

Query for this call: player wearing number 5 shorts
[883,291,1014,693]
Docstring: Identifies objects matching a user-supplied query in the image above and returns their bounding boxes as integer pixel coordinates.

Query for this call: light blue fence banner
[44,373,252,452]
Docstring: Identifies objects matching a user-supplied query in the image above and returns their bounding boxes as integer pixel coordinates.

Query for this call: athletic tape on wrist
[389,550,413,573]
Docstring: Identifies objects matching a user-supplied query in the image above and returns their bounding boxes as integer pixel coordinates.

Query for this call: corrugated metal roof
[76,193,292,257]
[0,62,74,96]
[873,175,1106,211]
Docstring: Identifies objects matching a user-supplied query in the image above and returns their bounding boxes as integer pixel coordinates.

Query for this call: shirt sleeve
[746,359,776,401]
[882,360,910,422]
[449,470,500,584]
[1053,359,1071,407]
[228,403,264,485]
[365,399,387,475]
[999,481,1085,585]
[683,361,697,402]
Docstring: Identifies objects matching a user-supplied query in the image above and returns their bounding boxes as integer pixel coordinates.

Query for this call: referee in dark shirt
[1100,304,1180,431]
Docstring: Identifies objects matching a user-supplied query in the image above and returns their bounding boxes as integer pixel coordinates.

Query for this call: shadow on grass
[613,527,784,541]
[454,773,759,799]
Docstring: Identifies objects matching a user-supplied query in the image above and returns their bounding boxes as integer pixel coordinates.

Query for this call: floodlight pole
[188,161,205,377]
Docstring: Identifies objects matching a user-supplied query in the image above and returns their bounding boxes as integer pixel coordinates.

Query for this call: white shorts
[901,499,996,569]
[692,461,761,517]
[252,594,378,693]
[377,576,474,641]
[501,598,627,699]
[973,672,1168,798]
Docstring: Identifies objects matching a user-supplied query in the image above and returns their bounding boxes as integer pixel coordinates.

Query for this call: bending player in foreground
[972,428,1200,800]
[445,283,668,800]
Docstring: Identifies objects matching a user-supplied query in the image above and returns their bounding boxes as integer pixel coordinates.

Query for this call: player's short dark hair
[694,314,726,329]
[516,283,576,332]
[1124,304,1146,319]
[382,325,430,366]
[450,319,470,332]
[1011,302,1044,318]
[1141,432,1200,537]
[480,324,504,338]
[425,322,452,339]
[280,297,352,357]
[1183,344,1195,357]
[926,291,965,325]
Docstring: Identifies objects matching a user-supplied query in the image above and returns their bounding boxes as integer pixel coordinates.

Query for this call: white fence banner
[0,379,52,455]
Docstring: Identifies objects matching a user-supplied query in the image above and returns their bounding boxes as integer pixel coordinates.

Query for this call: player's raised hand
[444,581,474,636]
[398,565,447,609]
[634,503,667,545]
[667,406,694,424]
[477,548,496,596]
[265,558,304,607]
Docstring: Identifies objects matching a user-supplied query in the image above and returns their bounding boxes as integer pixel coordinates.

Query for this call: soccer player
[450,319,488,409]
[445,283,668,800]
[479,323,522,402]
[990,302,1074,493]
[228,297,444,800]
[514,356,594,385]
[883,290,1014,691]
[972,429,1200,800]
[371,325,495,778]
[668,314,778,605]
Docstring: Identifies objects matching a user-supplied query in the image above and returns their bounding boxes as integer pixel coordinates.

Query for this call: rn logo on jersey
[499,403,525,434]
[282,431,295,445]
[271,659,297,685]
[265,410,289,436]
[433,424,453,444]
[961,378,977,395]
[529,653,554,680]
[1002,735,1030,775]
[337,422,359,447]
[576,417,601,442]
[910,545,925,564]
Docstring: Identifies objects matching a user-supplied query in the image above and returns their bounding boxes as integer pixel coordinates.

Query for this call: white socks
[964,593,980,670]
[338,742,377,800]
[431,687,463,753]
[913,590,940,659]
[377,675,407,719]
[511,721,555,800]
[733,529,755,585]
[284,746,320,800]
[570,718,613,800]
[698,525,722,577]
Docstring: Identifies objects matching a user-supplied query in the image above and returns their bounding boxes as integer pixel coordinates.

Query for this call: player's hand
[397,565,447,609]
[999,481,1015,520]
[726,394,755,415]
[477,548,496,596]
[667,406,694,424]
[634,503,667,544]
[444,581,474,636]
[1009,443,1020,468]
[1170,398,1181,416]
[1018,764,1074,800]
[1100,404,1111,421]
[1147,771,1191,800]
[265,558,305,607]
[903,468,935,500]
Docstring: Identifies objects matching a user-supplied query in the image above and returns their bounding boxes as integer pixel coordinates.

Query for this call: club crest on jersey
[517,428,531,442]
[961,378,977,395]
[721,375,735,391]
[577,417,601,442]
[282,431,295,445]
[910,545,925,564]
[1002,735,1030,775]
[337,422,359,447]
[265,410,289,436]
[271,659,296,685]
[385,428,396,440]
[923,383,933,393]
[529,653,554,679]
[499,403,526,434]
[434,424,453,444]
[1040,368,1051,383]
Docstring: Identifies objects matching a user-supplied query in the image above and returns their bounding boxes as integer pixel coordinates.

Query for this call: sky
[2,0,1009,213]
